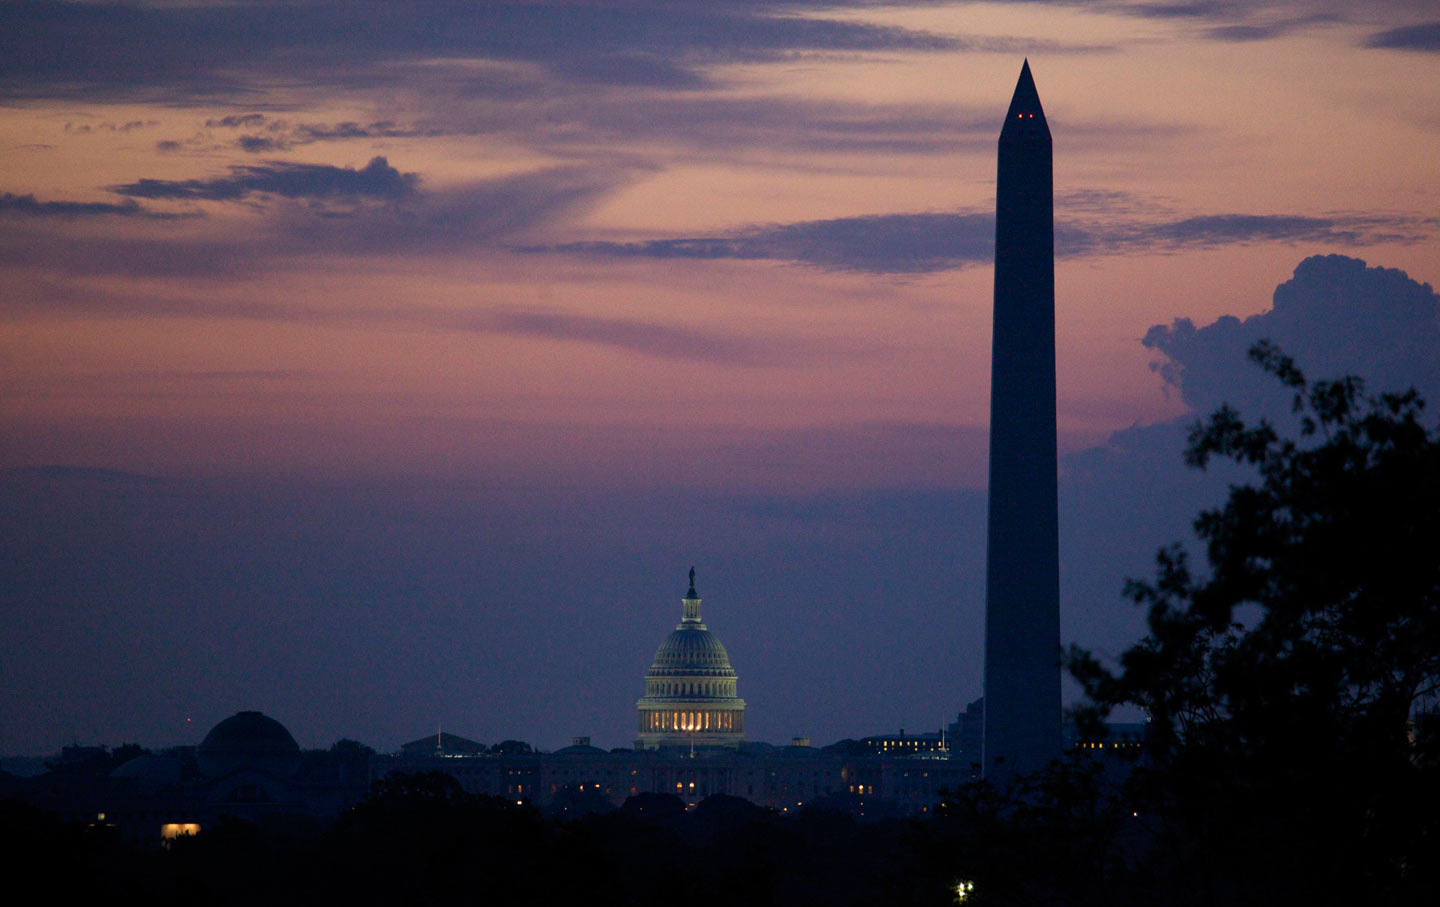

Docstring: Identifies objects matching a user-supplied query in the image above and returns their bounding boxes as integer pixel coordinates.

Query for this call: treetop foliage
[1067,340,1440,904]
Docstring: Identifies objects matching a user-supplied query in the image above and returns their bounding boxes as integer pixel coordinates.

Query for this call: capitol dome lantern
[636,569,745,750]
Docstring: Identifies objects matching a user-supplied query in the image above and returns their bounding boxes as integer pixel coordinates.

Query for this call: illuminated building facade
[635,570,745,749]
[861,729,949,757]
[378,741,972,816]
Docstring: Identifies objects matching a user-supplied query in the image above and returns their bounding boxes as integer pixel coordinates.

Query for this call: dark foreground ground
[3,781,968,907]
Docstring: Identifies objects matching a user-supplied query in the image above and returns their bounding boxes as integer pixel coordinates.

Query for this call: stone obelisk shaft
[982,60,1061,779]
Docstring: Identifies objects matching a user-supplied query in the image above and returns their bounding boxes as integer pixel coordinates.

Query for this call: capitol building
[635,569,745,749]
[370,568,974,816]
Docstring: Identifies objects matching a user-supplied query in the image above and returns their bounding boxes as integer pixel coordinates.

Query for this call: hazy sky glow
[2,1,1438,755]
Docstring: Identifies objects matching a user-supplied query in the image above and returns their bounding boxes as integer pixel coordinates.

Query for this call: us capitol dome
[635,569,745,749]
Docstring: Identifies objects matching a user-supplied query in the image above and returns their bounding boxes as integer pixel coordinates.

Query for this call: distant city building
[377,742,970,817]
[952,697,1143,763]
[399,731,487,757]
[635,569,745,750]
[10,711,371,844]
[860,729,949,757]
[948,697,984,767]
[1067,721,1147,755]
[195,710,306,819]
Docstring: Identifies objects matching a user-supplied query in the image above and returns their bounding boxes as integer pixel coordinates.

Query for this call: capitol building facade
[635,570,745,749]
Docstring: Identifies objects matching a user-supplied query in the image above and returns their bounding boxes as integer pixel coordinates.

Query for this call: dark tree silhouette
[544,783,615,819]
[360,769,470,807]
[619,791,686,821]
[1070,341,1440,905]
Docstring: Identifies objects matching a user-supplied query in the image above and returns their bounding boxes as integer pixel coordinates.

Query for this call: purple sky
[2,1,1439,754]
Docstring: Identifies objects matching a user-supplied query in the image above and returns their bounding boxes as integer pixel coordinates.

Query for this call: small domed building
[195,710,305,820]
[636,569,745,749]
[197,711,302,780]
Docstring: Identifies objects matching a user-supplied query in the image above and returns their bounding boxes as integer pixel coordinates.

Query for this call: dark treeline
[1,772,966,906]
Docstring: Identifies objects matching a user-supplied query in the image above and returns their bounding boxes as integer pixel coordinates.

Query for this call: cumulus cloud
[1143,254,1440,415]
[113,156,417,202]
[1061,250,1440,660]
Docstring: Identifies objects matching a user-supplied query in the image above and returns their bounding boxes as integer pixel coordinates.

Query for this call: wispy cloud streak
[0,192,166,219]
[0,1,969,101]
[534,208,1437,274]
[2,277,807,366]
[0,163,638,279]
[113,156,417,201]
[1366,22,1440,51]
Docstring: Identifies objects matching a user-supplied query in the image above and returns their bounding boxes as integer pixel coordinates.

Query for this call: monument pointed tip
[1011,61,1039,101]
[1002,60,1047,129]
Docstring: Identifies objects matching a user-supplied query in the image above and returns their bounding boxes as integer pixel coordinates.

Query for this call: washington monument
[982,60,1062,778]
